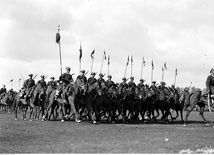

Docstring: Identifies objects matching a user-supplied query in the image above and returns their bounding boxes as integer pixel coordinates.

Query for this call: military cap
[122,77,126,80]
[80,70,85,74]
[108,75,112,78]
[210,68,214,73]
[91,72,96,75]
[160,81,166,85]
[28,74,33,77]
[152,81,156,84]
[40,75,45,78]
[99,73,104,77]
[130,76,134,80]
[171,84,175,87]
[140,79,145,82]
[50,76,55,79]
[66,66,71,70]
[184,87,189,91]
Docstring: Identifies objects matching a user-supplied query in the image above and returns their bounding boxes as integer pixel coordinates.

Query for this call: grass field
[0,111,214,153]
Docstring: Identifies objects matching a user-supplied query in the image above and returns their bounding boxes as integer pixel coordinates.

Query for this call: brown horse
[179,89,211,126]
[45,78,84,122]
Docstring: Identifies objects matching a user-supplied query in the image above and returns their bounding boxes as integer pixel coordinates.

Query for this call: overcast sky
[0,0,214,91]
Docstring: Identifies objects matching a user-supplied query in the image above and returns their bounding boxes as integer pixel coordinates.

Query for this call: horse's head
[38,88,46,101]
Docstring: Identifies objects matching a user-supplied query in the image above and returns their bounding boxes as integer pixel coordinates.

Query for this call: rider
[46,76,57,103]
[118,77,128,96]
[36,75,47,88]
[206,68,214,96]
[55,66,74,100]
[106,75,115,89]
[127,76,136,93]
[76,70,87,84]
[88,72,97,86]
[22,74,36,98]
[0,84,7,99]
[97,73,105,89]
[137,79,146,89]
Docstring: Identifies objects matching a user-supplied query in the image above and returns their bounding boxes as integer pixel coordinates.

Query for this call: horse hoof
[205,123,209,126]
[93,121,97,124]
[15,118,17,121]
[183,124,187,127]
[29,119,32,121]
[75,119,81,123]
[112,121,116,124]
[61,119,65,122]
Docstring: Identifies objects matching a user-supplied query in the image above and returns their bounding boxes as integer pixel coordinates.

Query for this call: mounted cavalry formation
[1,67,214,126]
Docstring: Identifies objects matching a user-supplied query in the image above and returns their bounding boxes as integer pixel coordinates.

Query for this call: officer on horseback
[22,74,36,98]
[55,66,74,100]
[106,75,115,89]
[76,70,87,84]
[88,72,97,86]
[0,84,7,99]
[206,68,214,96]
[128,77,136,92]
[36,75,47,88]
[137,79,146,89]
[97,73,105,88]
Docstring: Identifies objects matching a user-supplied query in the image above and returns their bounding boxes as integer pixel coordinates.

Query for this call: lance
[140,57,146,79]
[33,74,38,80]
[151,61,154,84]
[20,74,28,89]
[56,25,62,75]
[44,75,48,80]
[18,78,21,90]
[131,55,133,77]
[79,43,82,73]
[90,49,95,75]
[107,55,110,76]
[100,51,106,74]
[9,79,13,90]
[124,56,129,78]
[174,68,177,86]
[162,66,165,82]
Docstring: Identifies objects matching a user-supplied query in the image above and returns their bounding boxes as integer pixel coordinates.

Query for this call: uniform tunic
[206,75,214,94]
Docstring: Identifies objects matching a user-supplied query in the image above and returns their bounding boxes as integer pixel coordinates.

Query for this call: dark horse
[179,89,211,126]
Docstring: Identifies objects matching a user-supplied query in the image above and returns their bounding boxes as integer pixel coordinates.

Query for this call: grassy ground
[0,111,214,153]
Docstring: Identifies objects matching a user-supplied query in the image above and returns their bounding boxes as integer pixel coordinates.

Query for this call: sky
[0,0,214,91]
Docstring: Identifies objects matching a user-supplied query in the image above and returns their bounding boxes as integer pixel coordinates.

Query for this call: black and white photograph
[0,0,214,153]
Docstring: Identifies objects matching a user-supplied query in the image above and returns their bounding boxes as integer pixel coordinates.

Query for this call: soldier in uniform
[36,75,47,88]
[76,70,87,84]
[97,73,105,89]
[206,68,214,95]
[118,77,128,95]
[127,77,136,93]
[137,79,146,89]
[46,77,57,104]
[55,66,74,100]
[22,74,36,98]
[88,72,97,86]
[0,84,7,99]
[150,81,157,92]
[106,75,115,89]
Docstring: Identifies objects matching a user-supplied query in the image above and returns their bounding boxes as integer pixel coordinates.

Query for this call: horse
[154,86,174,123]
[179,89,211,126]
[46,78,84,122]
[168,88,184,122]
[0,90,16,113]
[28,85,47,121]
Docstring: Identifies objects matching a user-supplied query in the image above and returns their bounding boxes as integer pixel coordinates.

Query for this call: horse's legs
[199,106,207,123]
[180,110,184,122]
[184,106,195,126]
[68,96,81,123]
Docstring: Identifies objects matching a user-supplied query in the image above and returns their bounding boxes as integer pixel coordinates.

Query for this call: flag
[104,51,106,60]
[9,79,13,83]
[126,56,129,66]
[175,68,178,76]
[91,49,95,59]
[131,55,133,64]
[142,57,146,66]
[164,62,167,70]
[107,55,110,65]
[56,25,60,43]
[79,44,82,62]
[151,60,154,70]
[18,78,21,82]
